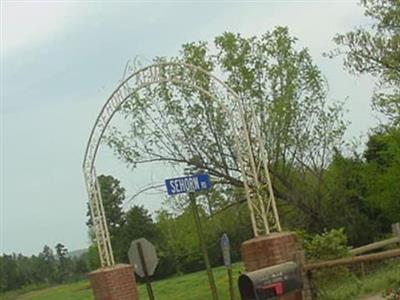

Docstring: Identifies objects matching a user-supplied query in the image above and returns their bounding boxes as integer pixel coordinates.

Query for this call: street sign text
[165,174,212,195]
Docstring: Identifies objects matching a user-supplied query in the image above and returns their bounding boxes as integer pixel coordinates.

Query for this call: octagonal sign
[128,238,159,277]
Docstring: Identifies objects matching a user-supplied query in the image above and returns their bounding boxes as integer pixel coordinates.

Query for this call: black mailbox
[238,262,302,300]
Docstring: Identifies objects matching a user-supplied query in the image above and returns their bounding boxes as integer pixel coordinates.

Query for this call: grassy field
[1,261,399,300]
[318,261,400,300]
[1,263,243,300]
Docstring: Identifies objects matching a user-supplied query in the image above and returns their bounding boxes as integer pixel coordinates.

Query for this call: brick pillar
[241,232,300,272]
[241,232,302,300]
[89,264,139,300]
[241,233,302,300]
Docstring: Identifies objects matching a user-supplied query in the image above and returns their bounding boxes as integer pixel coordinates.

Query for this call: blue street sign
[165,173,212,196]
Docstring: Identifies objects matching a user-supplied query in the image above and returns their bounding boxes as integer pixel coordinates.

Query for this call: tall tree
[330,0,400,239]
[321,152,381,245]
[331,0,400,125]
[37,245,56,283]
[113,205,160,263]
[86,174,126,238]
[55,243,68,263]
[363,127,400,224]
[87,245,101,271]
[0,255,19,291]
[54,243,71,283]
[106,27,346,231]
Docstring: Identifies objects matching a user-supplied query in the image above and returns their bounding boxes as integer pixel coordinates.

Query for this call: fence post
[392,223,400,242]
[360,262,366,277]
[296,251,313,300]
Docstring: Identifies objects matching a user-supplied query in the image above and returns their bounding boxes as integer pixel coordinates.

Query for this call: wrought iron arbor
[83,62,281,267]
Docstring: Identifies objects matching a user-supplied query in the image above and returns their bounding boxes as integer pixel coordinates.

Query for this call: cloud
[1,1,78,57]
[195,1,365,54]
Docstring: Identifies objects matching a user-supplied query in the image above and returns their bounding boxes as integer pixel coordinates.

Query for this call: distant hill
[67,248,88,258]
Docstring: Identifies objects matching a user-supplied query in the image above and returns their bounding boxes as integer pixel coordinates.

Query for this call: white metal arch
[82,62,281,267]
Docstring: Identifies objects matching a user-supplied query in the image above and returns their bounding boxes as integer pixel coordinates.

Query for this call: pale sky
[1,0,378,255]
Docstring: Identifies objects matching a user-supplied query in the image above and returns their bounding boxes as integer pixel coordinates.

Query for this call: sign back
[220,233,231,267]
[128,238,159,277]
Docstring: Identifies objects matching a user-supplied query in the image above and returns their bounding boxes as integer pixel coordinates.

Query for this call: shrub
[297,228,350,261]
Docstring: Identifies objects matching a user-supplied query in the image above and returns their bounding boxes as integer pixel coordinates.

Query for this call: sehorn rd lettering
[165,173,211,196]
[168,177,200,194]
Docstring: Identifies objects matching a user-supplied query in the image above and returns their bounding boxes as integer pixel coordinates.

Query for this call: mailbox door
[238,275,258,300]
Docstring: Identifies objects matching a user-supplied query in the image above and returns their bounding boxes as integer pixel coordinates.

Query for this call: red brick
[240,232,300,272]
[89,264,139,300]
[240,233,303,299]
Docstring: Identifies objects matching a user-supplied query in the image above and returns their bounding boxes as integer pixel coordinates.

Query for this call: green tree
[54,243,72,283]
[86,174,126,268]
[106,27,346,232]
[331,0,400,125]
[87,244,101,271]
[55,243,68,265]
[73,254,89,275]
[0,255,19,291]
[113,205,160,263]
[14,254,33,287]
[156,206,204,274]
[155,209,183,275]
[327,0,400,244]
[318,127,400,246]
[322,152,382,245]
[86,174,126,239]
[37,245,56,283]
[363,127,400,225]
[0,245,92,292]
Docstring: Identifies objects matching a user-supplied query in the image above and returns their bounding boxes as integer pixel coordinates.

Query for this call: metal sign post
[189,192,219,300]
[220,233,235,300]
[165,173,219,300]
[137,242,155,300]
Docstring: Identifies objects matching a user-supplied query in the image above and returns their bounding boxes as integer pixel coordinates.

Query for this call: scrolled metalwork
[83,62,281,267]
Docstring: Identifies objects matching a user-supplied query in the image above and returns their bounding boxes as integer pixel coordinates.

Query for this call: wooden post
[392,223,400,242]
[227,267,235,300]
[189,193,219,300]
[360,262,366,277]
[296,251,313,300]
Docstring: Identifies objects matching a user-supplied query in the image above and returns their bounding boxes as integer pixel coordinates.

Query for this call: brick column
[240,232,302,300]
[241,232,300,272]
[89,264,139,300]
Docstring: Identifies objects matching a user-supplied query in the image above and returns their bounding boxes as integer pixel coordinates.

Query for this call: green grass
[1,261,398,300]
[1,263,242,300]
[318,261,400,300]
[140,263,242,300]
[0,281,93,300]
